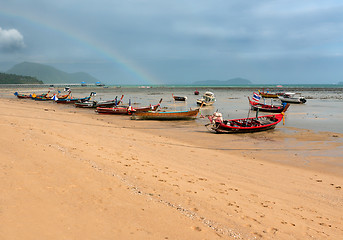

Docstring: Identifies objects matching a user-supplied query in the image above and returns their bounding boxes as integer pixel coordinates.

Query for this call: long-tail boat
[96,106,134,114]
[278,92,307,104]
[96,99,162,115]
[76,95,125,108]
[132,108,200,120]
[32,91,55,101]
[14,92,33,99]
[14,91,52,100]
[56,90,71,99]
[172,94,187,101]
[55,92,95,104]
[258,89,284,98]
[206,104,289,133]
[74,100,97,108]
[96,95,124,107]
[248,97,287,113]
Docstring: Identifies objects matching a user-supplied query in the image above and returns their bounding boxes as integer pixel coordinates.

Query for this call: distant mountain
[192,77,252,86]
[6,62,99,84]
[0,72,43,84]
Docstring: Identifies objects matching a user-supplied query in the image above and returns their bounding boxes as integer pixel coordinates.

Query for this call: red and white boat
[206,104,289,133]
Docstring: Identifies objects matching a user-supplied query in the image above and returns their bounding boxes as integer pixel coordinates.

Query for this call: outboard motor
[211,112,223,123]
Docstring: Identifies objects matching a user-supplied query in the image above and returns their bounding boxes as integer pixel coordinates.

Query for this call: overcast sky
[1,0,343,85]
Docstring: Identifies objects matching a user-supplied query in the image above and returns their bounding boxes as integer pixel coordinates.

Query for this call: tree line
[0,72,43,84]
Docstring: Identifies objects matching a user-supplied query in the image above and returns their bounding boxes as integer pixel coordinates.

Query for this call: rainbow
[0,8,161,85]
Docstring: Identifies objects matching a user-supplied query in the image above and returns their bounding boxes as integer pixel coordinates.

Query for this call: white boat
[196,91,216,106]
[278,92,306,104]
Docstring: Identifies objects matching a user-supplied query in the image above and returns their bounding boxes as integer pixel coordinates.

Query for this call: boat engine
[211,112,223,123]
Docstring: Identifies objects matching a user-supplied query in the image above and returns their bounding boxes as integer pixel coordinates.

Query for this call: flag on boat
[128,99,132,111]
[52,95,58,101]
[252,92,261,102]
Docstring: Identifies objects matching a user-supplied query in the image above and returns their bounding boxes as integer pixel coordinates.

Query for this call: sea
[2,84,343,134]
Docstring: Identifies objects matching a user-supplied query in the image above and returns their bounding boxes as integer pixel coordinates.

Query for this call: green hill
[0,72,43,84]
[192,77,252,86]
[6,62,99,84]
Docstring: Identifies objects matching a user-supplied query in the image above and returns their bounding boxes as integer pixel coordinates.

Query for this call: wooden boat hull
[96,102,161,115]
[249,98,286,113]
[14,92,48,99]
[56,97,90,104]
[259,93,279,98]
[207,104,289,133]
[258,90,284,98]
[173,96,187,101]
[96,107,132,114]
[75,101,97,108]
[132,109,199,120]
[95,100,117,108]
[15,94,32,99]
[208,114,283,133]
[278,96,306,104]
[133,104,160,112]
[96,95,124,107]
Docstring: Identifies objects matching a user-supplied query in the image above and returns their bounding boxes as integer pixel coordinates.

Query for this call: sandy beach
[1,94,343,239]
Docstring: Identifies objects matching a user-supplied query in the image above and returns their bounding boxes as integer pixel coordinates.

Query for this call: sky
[1,0,343,85]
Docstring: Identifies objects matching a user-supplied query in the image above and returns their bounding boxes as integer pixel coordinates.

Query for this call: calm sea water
[2,85,343,133]
[65,86,343,134]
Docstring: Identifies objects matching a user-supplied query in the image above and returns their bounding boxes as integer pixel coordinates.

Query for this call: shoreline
[1,97,343,239]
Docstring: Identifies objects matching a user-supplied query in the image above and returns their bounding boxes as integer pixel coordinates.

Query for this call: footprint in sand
[191,226,201,231]
[253,232,263,238]
[266,227,278,234]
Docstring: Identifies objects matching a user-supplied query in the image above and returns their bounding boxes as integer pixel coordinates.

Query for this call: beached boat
[258,89,284,98]
[248,97,287,113]
[278,92,306,104]
[206,104,289,133]
[196,91,216,106]
[74,100,97,108]
[75,95,124,108]
[96,106,134,114]
[32,91,56,101]
[96,95,124,107]
[172,94,187,101]
[132,108,200,120]
[14,92,33,99]
[96,99,163,115]
[55,92,96,104]
[14,91,53,100]
[56,91,71,99]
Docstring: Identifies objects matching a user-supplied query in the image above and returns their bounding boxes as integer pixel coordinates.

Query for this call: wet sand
[1,95,343,239]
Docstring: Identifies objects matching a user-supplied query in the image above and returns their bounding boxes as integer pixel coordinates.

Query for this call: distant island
[338,81,343,85]
[6,62,99,84]
[192,77,252,86]
[0,72,43,84]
